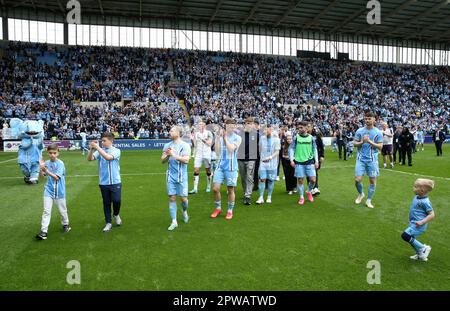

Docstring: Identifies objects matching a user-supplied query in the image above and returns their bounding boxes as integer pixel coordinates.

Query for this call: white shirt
[382,128,393,145]
[193,130,213,159]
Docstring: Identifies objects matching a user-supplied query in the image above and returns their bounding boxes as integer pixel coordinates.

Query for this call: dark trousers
[337,140,346,160]
[393,143,402,163]
[314,161,321,189]
[253,159,260,191]
[400,147,412,165]
[281,157,296,191]
[276,155,281,177]
[100,183,122,224]
[435,141,443,156]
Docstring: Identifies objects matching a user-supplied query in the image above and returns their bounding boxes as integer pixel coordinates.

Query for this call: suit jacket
[393,131,402,145]
[315,136,325,159]
[399,132,414,148]
[432,130,446,142]
[335,129,347,143]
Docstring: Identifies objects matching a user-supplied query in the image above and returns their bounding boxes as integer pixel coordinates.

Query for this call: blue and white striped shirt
[217,133,242,172]
[44,159,66,199]
[259,135,281,170]
[354,127,383,162]
[163,141,191,183]
[93,146,121,185]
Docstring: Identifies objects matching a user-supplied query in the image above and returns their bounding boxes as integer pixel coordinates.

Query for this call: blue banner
[112,139,171,150]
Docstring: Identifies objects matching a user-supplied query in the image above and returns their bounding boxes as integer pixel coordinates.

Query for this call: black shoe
[63,225,71,233]
[243,197,251,205]
[408,164,413,166]
[36,231,48,240]
[24,177,31,184]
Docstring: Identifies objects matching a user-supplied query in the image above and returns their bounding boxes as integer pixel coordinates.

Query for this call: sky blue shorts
[213,169,238,187]
[167,180,188,197]
[355,160,379,177]
[259,168,277,181]
[404,225,426,238]
[294,164,316,178]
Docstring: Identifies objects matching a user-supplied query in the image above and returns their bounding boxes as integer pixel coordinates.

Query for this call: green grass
[0,145,449,291]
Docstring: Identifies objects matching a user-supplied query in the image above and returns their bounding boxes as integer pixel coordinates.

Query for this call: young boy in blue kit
[88,132,122,233]
[36,144,71,240]
[401,178,435,261]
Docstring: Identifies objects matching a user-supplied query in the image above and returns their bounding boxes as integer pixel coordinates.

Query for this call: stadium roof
[3,0,450,43]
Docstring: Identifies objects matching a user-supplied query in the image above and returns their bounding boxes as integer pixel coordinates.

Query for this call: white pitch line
[384,168,450,181]
[0,171,169,180]
[321,165,450,181]
[0,165,448,181]
[0,157,17,164]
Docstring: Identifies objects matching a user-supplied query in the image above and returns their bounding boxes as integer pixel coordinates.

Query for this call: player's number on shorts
[227,177,237,185]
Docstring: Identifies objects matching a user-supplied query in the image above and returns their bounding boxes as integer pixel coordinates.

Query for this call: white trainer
[102,223,112,232]
[114,215,122,226]
[288,191,293,195]
[168,222,178,231]
[365,199,374,209]
[182,211,189,223]
[410,254,420,261]
[256,197,264,204]
[419,245,432,261]
[266,196,272,204]
[410,254,429,261]
[355,193,365,204]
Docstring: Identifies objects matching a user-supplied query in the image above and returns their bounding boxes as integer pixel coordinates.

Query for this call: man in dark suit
[334,125,347,161]
[393,125,403,164]
[237,117,259,205]
[399,126,414,166]
[432,126,446,157]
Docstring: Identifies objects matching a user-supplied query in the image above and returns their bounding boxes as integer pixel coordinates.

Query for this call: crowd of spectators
[0,41,448,140]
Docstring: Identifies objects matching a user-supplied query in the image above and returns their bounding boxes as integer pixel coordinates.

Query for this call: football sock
[410,237,425,253]
[356,181,363,194]
[227,202,235,212]
[169,201,177,221]
[259,181,266,197]
[181,200,188,212]
[193,174,199,190]
[214,200,221,210]
[297,183,304,198]
[267,180,275,197]
[368,184,376,200]
[307,181,314,192]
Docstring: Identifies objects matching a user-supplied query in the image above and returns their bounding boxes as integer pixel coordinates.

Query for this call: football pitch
[0,146,449,291]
